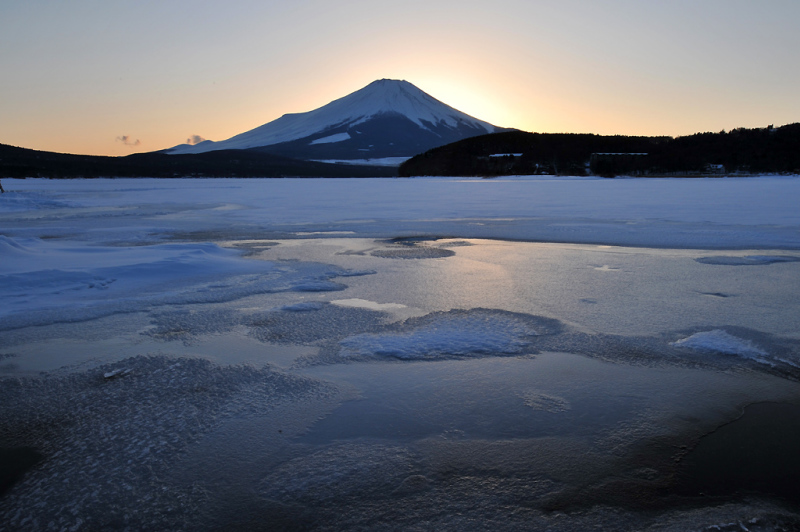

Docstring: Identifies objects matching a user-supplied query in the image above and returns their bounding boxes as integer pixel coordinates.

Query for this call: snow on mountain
[167,79,504,161]
[309,132,352,145]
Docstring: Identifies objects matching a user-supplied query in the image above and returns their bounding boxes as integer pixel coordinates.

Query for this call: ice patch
[371,246,455,259]
[144,309,241,343]
[696,255,800,266]
[290,280,347,292]
[436,240,474,248]
[247,304,386,345]
[280,301,326,312]
[671,330,768,360]
[0,235,34,253]
[339,309,540,360]
[260,442,420,503]
[593,265,621,272]
[335,269,377,277]
[0,237,356,331]
[0,191,73,213]
[0,355,335,530]
[102,368,131,379]
[521,391,571,413]
[331,298,407,312]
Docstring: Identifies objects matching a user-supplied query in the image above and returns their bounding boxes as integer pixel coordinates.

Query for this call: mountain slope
[167,79,507,162]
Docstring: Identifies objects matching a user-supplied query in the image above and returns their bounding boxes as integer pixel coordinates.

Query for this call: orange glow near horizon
[1,1,798,156]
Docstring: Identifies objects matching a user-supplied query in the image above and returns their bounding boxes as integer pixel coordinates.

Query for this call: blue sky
[1,0,798,155]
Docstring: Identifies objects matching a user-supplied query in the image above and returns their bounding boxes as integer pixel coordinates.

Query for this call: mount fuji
[166,79,508,164]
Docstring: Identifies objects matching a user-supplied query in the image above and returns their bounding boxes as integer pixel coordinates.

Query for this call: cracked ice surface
[0,355,339,531]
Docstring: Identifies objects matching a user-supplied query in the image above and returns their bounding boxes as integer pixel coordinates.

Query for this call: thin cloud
[187,135,206,145]
[116,135,141,146]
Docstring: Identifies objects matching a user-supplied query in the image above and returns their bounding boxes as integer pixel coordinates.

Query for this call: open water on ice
[2,178,800,530]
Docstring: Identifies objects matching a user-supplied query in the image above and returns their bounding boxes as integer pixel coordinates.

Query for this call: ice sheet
[0,235,354,331]
[0,355,340,530]
[3,177,800,530]
[3,176,800,249]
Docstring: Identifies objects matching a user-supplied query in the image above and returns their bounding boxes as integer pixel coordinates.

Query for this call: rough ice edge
[671,330,769,361]
[339,312,538,360]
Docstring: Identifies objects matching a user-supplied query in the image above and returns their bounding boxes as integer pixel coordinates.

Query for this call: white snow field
[2,176,800,531]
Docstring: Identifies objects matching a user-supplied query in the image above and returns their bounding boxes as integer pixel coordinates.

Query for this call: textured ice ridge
[0,355,334,530]
[671,330,768,360]
[339,309,545,360]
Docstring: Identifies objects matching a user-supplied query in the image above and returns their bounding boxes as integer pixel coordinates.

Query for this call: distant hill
[0,144,397,178]
[166,79,509,162]
[399,124,800,177]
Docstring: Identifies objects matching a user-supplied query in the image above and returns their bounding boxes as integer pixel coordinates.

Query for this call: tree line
[399,124,800,177]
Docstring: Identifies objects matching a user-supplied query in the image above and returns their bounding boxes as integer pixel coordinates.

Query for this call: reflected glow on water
[252,238,800,338]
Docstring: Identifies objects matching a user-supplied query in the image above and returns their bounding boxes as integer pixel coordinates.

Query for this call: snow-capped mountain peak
[326,78,494,131]
[167,79,504,160]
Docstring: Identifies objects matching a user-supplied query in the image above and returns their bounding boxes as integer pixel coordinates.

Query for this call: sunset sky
[2,0,798,156]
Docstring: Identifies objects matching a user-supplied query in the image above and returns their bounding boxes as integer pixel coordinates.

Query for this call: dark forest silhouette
[400,123,800,177]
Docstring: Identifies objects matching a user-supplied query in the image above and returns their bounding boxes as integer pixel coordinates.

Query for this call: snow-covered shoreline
[2,175,800,250]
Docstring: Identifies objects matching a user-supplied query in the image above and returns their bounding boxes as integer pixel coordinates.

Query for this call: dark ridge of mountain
[399,123,800,177]
[0,143,397,179]
[167,79,510,162]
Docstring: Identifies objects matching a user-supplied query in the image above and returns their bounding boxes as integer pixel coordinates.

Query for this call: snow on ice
[338,309,541,360]
[0,235,355,331]
[3,176,800,249]
[671,330,769,360]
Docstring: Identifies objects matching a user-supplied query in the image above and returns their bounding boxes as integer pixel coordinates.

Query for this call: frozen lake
[2,177,800,530]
